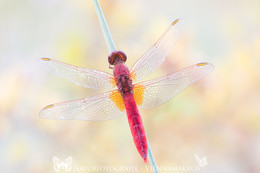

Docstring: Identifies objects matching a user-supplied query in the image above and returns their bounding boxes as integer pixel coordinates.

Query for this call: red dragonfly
[39,19,213,162]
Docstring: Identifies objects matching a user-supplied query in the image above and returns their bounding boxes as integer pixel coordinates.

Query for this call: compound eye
[117,51,127,62]
[108,53,116,65]
[108,51,127,65]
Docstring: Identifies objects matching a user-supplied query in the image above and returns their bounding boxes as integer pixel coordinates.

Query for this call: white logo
[194,154,208,167]
[53,156,72,172]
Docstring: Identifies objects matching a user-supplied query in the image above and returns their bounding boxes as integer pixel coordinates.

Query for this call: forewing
[40,90,125,121]
[39,58,115,89]
[130,19,184,82]
[133,63,214,109]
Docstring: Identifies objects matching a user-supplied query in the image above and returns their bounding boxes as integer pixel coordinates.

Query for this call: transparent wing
[133,63,214,109]
[130,19,184,82]
[39,58,115,89]
[40,90,125,121]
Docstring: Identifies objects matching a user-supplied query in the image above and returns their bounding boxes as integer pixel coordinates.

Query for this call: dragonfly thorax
[108,50,127,65]
[113,63,133,96]
[118,74,133,94]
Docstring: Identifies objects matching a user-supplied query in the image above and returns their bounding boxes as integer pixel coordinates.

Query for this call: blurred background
[1,0,260,172]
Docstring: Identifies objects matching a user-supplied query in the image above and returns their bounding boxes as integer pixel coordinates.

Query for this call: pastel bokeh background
[1,0,260,172]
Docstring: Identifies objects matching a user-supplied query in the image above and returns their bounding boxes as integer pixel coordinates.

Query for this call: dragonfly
[39,19,213,162]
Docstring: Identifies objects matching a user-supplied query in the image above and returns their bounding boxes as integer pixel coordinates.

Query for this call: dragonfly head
[108,50,127,65]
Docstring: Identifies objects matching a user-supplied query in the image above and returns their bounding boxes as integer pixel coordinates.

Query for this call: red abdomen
[113,60,147,162]
[123,92,147,162]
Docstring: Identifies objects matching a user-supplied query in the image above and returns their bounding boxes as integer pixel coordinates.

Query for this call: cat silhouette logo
[194,154,208,167]
[53,156,72,172]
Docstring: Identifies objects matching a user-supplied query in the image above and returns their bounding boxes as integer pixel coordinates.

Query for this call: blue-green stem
[147,139,159,172]
[92,0,158,172]
[92,0,116,53]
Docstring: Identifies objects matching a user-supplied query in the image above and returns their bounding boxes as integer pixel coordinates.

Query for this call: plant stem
[147,139,159,173]
[92,0,116,52]
[92,0,158,172]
